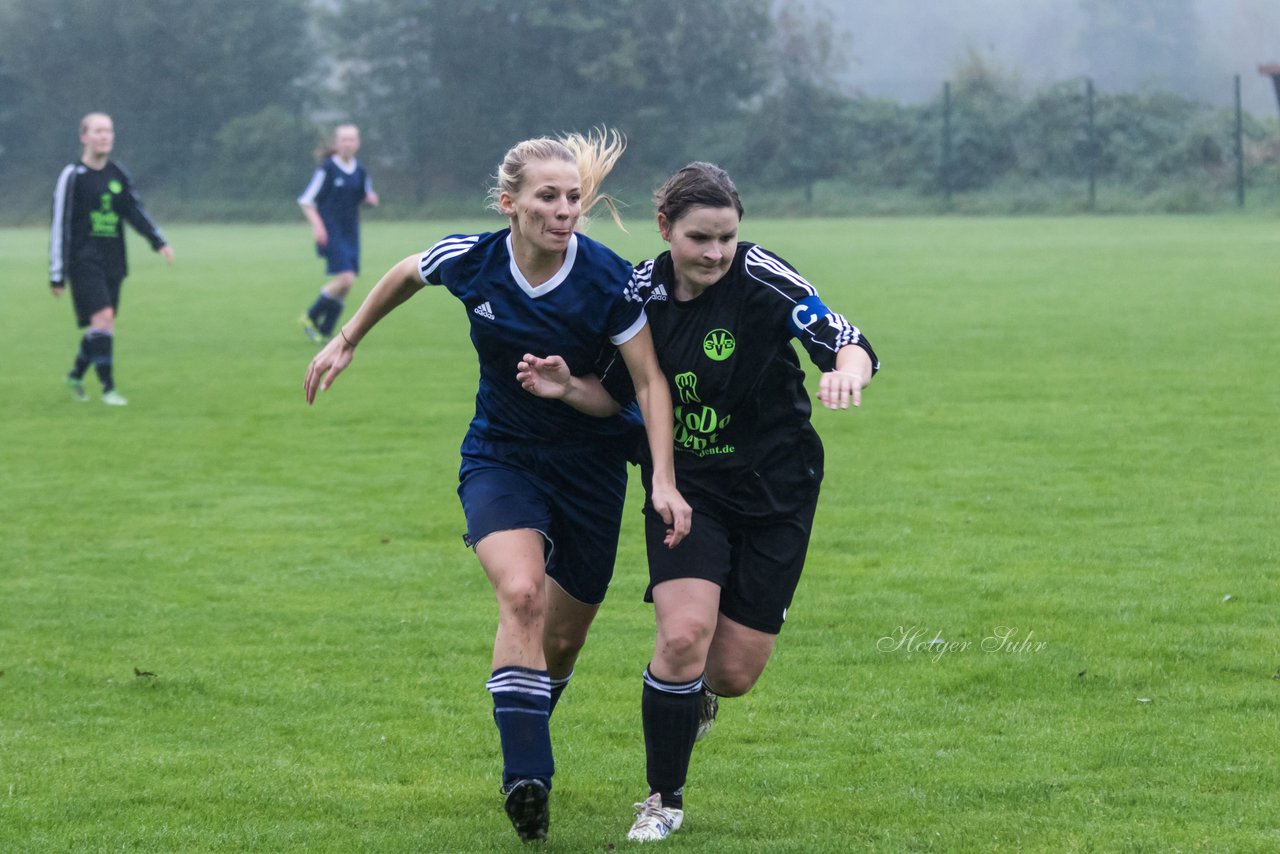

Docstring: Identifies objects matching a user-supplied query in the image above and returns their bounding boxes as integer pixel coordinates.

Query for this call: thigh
[718,500,818,635]
[650,577,722,681]
[324,235,358,275]
[458,459,554,554]
[459,443,625,606]
[642,507,732,603]
[476,528,554,670]
[69,266,116,328]
[542,451,627,606]
[704,612,779,697]
[475,528,550,596]
[543,576,601,654]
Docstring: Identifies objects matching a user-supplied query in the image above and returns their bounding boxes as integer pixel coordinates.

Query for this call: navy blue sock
[641,667,702,810]
[315,294,344,335]
[548,670,573,716]
[487,666,554,789]
[84,330,114,392]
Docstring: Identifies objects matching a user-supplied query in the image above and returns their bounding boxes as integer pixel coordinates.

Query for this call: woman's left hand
[817,369,869,410]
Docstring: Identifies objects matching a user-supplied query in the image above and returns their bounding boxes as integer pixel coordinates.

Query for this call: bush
[201,107,323,202]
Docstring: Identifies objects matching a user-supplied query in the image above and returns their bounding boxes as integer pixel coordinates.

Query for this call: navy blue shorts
[458,439,629,605]
[69,263,123,328]
[317,234,359,276]
[643,497,818,635]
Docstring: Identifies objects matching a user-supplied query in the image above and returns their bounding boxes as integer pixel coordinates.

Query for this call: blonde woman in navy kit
[304,131,690,844]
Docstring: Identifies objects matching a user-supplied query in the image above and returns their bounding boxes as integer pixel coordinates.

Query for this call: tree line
[1,0,1274,223]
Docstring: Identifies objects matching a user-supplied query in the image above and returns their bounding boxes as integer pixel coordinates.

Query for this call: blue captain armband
[788,295,833,337]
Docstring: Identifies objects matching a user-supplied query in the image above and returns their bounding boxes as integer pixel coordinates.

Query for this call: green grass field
[2,215,1277,852]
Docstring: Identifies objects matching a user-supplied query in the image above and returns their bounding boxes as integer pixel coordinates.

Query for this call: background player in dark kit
[298,123,379,343]
[518,161,878,842]
[50,112,174,406]
[303,131,690,844]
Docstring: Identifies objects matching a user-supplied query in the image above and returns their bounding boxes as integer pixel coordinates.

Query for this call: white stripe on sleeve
[49,164,76,282]
[418,235,479,283]
[297,168,325,206]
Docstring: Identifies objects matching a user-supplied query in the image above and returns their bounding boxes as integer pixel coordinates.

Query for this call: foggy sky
[824,0,1279,116]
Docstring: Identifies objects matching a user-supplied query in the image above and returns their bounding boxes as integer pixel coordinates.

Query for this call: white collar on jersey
[330,155,358,174]
[506,232,578,298]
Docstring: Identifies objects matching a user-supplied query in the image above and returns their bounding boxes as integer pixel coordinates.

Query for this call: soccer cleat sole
[504,779,549,843]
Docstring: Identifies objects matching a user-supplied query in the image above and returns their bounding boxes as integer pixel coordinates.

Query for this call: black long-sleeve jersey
[49,160,167,285]
[603,243,879,517]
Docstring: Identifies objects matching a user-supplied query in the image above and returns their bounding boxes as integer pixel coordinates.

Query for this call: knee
[655,621,714,672]
[547,617,591,665]
[496,577,545,627]
[704,665,759,698]
[89,308,115,331]
[544,623,587,667]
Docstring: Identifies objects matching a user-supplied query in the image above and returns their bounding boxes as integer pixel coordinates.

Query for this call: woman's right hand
[312,224,328,247]
[649,481,692,549]
[517,354,571,399]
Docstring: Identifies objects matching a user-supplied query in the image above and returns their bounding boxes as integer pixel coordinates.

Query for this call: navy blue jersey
[605,243,879,516]
[418,230,646,447]
[298,156,371,244]
[49,160,166,285]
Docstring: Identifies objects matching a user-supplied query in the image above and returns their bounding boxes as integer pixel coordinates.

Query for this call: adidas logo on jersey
[650,284,669,301]
[473,301,495,320]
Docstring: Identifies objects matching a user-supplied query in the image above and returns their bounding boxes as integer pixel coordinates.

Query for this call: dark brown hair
[653,162,744,224]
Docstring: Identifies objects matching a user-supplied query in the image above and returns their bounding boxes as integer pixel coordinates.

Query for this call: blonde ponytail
[561,127,627,231]
[487,127,628,231]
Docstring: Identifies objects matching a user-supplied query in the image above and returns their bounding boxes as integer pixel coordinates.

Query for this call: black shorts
[69,264,123,328]
[642,497,818,635]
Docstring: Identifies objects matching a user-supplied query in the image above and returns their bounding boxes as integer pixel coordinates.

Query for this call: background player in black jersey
[517,161,878,842]
[50,113,174,405]
[297,124,379,343]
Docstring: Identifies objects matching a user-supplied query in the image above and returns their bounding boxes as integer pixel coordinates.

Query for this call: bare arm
[300,203,327,246]
[618,325,691,547]
[816,344,875,410]
[303,254,424,403]
[516,354,621,416]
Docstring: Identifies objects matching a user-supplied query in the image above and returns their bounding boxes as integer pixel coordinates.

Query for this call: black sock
[641,666,702,810]
[85,330,114,392]
[69,333,93,380]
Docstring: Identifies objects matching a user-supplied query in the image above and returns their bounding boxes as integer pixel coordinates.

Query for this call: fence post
[1086,78,1097,212]
[942,80,952,208]
[1234,74,1245,208]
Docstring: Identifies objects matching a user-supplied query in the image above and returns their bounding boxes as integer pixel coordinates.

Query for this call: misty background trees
[0,0,1276,222]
